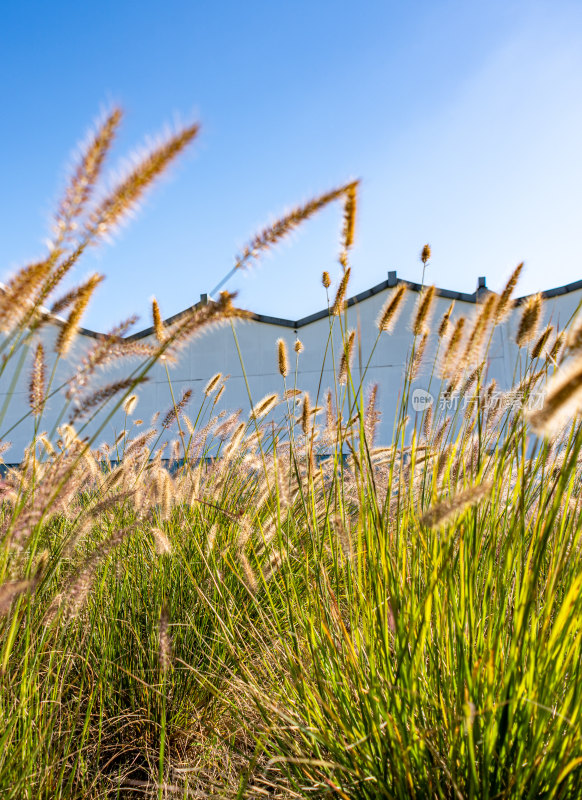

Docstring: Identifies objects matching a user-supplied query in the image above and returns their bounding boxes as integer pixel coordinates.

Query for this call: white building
[1,271,580,464]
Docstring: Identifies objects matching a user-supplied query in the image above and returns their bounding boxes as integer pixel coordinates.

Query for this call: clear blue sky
[2,0,582,332]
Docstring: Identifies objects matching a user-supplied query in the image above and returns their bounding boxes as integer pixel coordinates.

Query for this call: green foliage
[1,111,581,798]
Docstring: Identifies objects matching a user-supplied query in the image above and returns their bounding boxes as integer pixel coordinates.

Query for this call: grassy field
[1,110,581,798]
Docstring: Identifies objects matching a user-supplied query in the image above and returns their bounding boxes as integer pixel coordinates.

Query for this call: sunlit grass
[1,109,581,799]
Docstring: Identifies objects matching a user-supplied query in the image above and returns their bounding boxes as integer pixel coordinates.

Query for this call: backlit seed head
[29,343,46,417]
[342,183,357,250]
[516,293,542,348]
[531,325,553,360]
[528,357,582,436]
[412,285,436,336]
[339,330,356,384]
[158,604,172,674]
[204,373,222,396]
[377,284,406,333]
[122,394,138,415]
[438,302,455,338]
[277,338,289,378]
[332,268,351,316]
[421,481,493,528]
[152,298,165,344]
[301,392,311,435]
[495,262,523,322]
[250,393,279,420]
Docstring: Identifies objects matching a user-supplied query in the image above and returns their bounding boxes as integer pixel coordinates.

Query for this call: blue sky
[2,0,582,332]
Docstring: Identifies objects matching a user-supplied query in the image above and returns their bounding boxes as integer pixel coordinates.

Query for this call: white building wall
[1,276,581,463]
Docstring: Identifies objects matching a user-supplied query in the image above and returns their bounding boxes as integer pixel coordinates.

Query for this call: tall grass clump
[0,109,581,799]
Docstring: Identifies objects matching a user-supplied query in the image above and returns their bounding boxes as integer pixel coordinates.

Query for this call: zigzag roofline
[3,271,582,342]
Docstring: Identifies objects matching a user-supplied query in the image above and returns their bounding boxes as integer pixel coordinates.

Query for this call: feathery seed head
[224,422,246,458]
[342,182,358,251]
[152,298,165,343]
[566,319,582,353]
[549,332,565,363]
[412,285,436,336]
[339,330,356,385]
[516,293,542,348]
[322,271,331,289]
[438,302,455,338]
[162,388,193,429]
[377,284,406,333]
[51,285,87,317]
[463,293,496,363]
[54,107,123,244]
[325,389,335,435]
[0,580,33,616]
[410,332,429,380]
[332,268,351,316]
[277,338,289,378]
[29,343,46,417]
[364,384,380,444]
[250,393,279,420]
[495,262,523,321]
[69,378,147,424]
[235,181,358,272]
[294,339,304,354]
[421,244,431,264]
[528,357,582,436]
[204,373,222,395]
[158,604,172,675]
[65,527,134,618]
[152,526,172,555]
[301,392,311,435]
[87,123,200,239]
[421,481,493,528]
[214,384,225,404]
[440,316,466,378]
[532,325,553,360]
[122,394,138,415]
[56,274,103,357]
[423,403,433,441]
[0,258,54,333]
